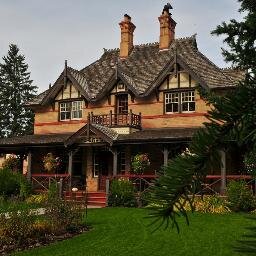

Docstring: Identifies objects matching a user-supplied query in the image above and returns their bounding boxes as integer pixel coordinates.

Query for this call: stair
[63,191,107,207]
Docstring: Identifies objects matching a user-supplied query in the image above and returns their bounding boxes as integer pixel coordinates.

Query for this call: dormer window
[165,91,195,114]
[60,101,83,121]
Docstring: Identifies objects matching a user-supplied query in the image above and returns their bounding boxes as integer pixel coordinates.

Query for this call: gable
[55,81,81,100]
[159,65,197,90]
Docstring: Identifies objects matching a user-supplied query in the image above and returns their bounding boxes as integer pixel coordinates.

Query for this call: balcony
[89,110,141,129]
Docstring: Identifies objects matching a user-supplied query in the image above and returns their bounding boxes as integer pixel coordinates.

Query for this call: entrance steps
[63,191,107,207]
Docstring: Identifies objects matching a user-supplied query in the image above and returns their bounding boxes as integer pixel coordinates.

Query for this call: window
[165,92,179,113]
[60,101,83,121]
[93,153,100,177]
[181,91,195,112]
[71,101,83,119]
[165,91,195,114]
[118,151,126,173]
[117,94,128,114]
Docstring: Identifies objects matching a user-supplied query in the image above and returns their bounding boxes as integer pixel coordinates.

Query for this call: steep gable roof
[27,36,243,106]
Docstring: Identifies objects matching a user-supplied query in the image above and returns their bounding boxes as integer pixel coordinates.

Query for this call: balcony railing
[89,110,141,129]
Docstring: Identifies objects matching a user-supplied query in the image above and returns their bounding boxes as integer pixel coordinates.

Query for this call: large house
[0,5,244,194]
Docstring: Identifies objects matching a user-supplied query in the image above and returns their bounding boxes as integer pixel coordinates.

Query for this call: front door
[95,150,113,191]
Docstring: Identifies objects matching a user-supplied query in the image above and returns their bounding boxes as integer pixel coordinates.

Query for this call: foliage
[0,44,38,137]
[244,149,256,176]
[182,196,231,214]
[0,167,31,198]
[2,155,20,172]
[45,197,85,234]
[0,209,35,247]
[131,153,150,174]
[148,0,256,231]
[108,179,137,207]
[226,180,256,212]
[26,194,48,205]
[43,153,62,173]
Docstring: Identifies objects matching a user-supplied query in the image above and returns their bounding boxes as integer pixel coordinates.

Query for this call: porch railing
[31,173,71,191]
[89,110,141,129]
[106,174,256,196]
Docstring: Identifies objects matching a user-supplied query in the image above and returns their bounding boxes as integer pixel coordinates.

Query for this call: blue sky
[0,0,242,92]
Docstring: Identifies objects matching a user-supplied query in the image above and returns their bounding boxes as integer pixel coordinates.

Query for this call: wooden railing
[89,110,141,129]
[31,173,70,191]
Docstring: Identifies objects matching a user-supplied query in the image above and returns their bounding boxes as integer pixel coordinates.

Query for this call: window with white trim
[93,153,100,177]
[181,91,195,112]
[165,91,195,114]
[60,101,83,121]
[165,92,179,113]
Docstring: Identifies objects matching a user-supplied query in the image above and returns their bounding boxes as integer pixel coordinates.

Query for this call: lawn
[13,208,254,256]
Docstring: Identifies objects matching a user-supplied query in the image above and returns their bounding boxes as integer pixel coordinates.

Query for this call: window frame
[164,90,195,114]
[59,100,83,121]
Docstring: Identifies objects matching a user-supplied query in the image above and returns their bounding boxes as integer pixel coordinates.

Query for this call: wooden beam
[163,147,169,167]
[68,151,73,188]
[109,148,118,176]
[220,150,226,195]
[27,151,32,182]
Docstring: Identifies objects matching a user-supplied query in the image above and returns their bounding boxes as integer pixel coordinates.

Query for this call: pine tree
[149,0,256,231]
[0,44,38,137]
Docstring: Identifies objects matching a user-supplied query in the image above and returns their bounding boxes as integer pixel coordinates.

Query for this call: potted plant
[131,153,150,175]
[42,153,61,173]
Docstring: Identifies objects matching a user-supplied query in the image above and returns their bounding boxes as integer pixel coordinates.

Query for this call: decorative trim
[142,112,207,120]
[35,120,86,126]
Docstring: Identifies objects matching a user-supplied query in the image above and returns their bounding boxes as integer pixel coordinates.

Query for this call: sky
[0,0,243,92]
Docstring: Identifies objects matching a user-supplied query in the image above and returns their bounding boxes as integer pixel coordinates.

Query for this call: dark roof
[27,36,243,106]
[0,134,71,147]
[116,127,199,143]
[221,68,245,84]
[0,127,199,148]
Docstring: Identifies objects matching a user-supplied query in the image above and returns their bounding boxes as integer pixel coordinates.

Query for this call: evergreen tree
[149,0,256,231]
[0,44,37,137]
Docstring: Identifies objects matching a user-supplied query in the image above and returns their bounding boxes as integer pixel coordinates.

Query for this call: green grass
[13,208,254,256]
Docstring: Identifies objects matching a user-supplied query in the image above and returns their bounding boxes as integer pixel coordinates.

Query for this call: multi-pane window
[181,91,195,112]
[93,153,100,177]
[117,94,128,114]
[60,101,83,121]
[71,101,83,119]
[165,91,195,114]
[165,92,179,113]
[118,151,126,174]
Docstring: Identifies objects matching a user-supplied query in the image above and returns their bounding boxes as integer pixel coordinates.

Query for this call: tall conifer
[0,44,37,137]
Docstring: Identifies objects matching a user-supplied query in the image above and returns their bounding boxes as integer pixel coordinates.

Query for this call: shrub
[26,194,48,205]
[0,168,20,197]
[0,168,31,198]
[131,153,150,174]
[108,179,137,207]
[226,180,256,212]
[45,198,85,234]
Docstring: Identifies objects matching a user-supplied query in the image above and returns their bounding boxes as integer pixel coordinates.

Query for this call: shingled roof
[27,36,243,106]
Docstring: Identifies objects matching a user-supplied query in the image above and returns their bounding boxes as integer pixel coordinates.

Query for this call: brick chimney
[158,4,177,50]
[119,14,136,59]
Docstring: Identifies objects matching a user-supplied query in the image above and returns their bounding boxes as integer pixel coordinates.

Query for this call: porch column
[163,146,169,167]
[68,151,73,188]
[220,150,226,195]
[27,151,32,182]
[112,149,118,176]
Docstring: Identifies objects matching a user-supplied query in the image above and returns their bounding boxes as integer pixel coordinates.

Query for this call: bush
[184,196,231,214]
[26,194,48,205]
[108,179,137,207]
[0,168,31,198]
[226,180,256,212]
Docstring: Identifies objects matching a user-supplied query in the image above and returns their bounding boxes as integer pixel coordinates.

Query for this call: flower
[42,153,62,173]
[131,153,150,174]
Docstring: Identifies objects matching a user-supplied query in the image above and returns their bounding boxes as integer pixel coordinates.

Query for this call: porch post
[68,151,73,188]
[220,150,226,195]
[112,149,118,176]
[163,146,169,167]
[27,151,32,182]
